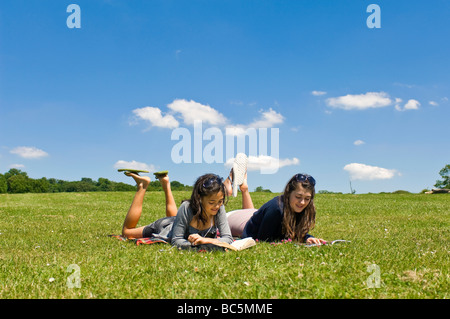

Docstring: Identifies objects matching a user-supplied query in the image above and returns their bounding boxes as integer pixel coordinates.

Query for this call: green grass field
[0,191,448,299]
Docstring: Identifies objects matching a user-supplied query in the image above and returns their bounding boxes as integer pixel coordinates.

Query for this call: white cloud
[311,90,327,96]
[248,108,284,128]
[114,160,155,172]
[326,92,392,110]
[132,106,179,129]
[225,108,284,136]
[394,98,403,111]
[395,99,420,111]
[404,99,420,110]
[429,101,438,106]
[224,125,248,136]
[225,155,299,171]
[131,99,285,136]
[167,99,227,126]
[353,140,365,146]
[343,163,399,181]
[10,146,49,159]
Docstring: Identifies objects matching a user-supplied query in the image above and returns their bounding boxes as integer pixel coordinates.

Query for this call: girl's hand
[188,234,218,246]
[188,234,202,245]
[188,234,212,246]
[306,237,326,245]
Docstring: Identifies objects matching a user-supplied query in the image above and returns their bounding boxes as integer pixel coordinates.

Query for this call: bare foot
[125,172,151,189]
[156,174,170,190]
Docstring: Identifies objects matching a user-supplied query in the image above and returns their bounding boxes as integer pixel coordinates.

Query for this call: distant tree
[0,174,7,193]
[254,186,272,193]
[392,190,411,194]
[0,169,190,194]
[4,168,28,180]
[97,178,113,191]
[64,179,98,192]
[60,181,76,192]
[7,174,30,193]
[170,180,183,190]
[170,180,193,191]
[48,178,63,193]
[434,164,450,189]
[148,180,163,191]
[79,178,98,192]
[113,182,136,191]
[32,177,50,193]
[255,186,263,192]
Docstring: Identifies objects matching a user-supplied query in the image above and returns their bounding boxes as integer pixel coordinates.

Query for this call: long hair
[281,174,316,242]
[188,173,228,226]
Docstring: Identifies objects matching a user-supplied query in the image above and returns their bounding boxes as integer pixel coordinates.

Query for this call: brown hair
[188,174,228,226]
[281,174,316,242]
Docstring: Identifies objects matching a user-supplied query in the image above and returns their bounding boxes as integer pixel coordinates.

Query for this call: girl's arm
[215,206,234,243]
[188,233,221,246]
[170,202,194,249]
[189,207,234,246]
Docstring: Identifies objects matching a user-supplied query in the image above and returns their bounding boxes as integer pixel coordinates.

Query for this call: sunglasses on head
[202,174,224,188]
[295,174,316,186]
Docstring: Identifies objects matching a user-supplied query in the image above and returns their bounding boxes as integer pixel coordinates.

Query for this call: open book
[213,237,256,251]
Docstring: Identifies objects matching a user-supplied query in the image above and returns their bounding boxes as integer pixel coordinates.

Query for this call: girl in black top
[226,173,325,245]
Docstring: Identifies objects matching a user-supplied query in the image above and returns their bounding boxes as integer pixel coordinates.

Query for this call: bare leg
[240,174,254,209]
[157,174,177,217]
[224,169,233,197]
[122,173,151,238]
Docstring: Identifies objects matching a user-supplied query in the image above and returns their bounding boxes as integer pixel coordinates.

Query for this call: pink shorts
[226,208,258,237]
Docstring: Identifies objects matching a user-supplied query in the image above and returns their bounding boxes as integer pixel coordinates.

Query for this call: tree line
[1,165,447,195]
[0,169,193,194]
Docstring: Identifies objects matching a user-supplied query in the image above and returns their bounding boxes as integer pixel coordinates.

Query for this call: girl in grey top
[121,172,233,251]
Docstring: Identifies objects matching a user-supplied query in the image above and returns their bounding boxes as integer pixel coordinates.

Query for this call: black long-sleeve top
[242,195,314,242]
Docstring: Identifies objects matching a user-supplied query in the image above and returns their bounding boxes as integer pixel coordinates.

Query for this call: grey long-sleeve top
[170,201,234,250]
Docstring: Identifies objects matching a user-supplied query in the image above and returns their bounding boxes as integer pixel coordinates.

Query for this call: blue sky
[1,0,449,194]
